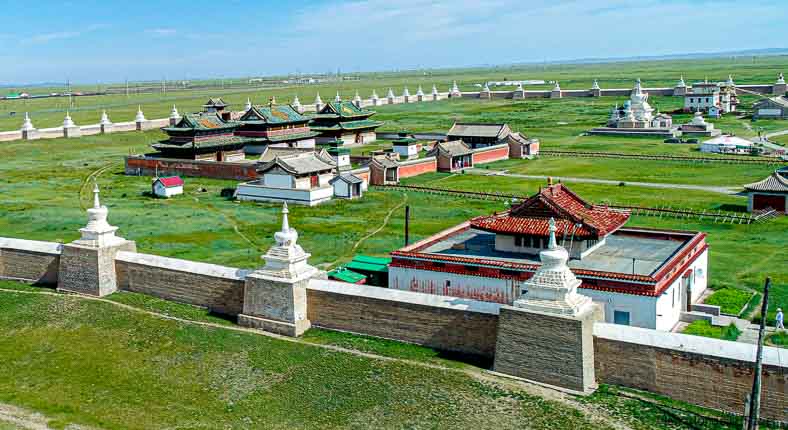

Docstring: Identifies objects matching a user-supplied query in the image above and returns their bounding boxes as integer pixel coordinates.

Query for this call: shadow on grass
[716,203,748,213]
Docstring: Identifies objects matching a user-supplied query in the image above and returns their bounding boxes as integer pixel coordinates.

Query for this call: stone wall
[115,251,249,316]
[0,237,62,284]
[593,323,787,421]
[125,155,259,181]
[306,280,500,358]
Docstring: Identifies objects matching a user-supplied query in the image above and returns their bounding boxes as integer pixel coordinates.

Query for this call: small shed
[330,173,364,199]
[152,176,184,198]
[345,255,390,287]
[752,96,788,120]
[427,140,474,172]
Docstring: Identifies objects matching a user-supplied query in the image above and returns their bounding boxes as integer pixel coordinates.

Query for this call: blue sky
[0,0,786,84]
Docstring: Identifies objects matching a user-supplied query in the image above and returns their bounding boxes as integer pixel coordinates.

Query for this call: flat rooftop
[421,228,686,276]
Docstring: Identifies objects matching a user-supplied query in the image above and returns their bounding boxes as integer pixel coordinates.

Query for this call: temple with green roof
[310,101,384,145]
[236,104,320,154]
[153,112,247,161]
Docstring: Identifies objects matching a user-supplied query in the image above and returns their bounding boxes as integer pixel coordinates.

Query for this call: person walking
[777,308,784,330]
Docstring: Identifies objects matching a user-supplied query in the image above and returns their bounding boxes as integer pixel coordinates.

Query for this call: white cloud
[24,24,109,45]
[146,28,178,36]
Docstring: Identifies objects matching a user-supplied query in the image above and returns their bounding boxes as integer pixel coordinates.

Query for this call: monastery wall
[125,155,259,181]
[306,280,500,358]
[594,323,786,421]
[0,237,62,284]
[0,232,786,422]
[472,144,510,165]
[398,157,437,178]
[115,251,248,316]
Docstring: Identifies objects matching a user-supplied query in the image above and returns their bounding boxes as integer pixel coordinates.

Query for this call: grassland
[703,288,755,316]
[0,280,779,430]
[682,320,742,341]
[2,55,787,131]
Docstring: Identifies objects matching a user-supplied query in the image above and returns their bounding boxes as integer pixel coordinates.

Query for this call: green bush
[704,288,753,316]
[683,320,741,341]
[768,332,786,347]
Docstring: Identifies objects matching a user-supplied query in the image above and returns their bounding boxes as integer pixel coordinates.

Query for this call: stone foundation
[238,272,311,336]
[57,240,136,297]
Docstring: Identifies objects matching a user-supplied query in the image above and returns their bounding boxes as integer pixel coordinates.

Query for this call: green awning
[328,268,367,283]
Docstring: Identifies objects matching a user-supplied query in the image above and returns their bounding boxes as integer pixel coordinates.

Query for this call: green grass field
[703,288,755,316]
[0,281,779,430]
[2,55,787,132]
[683,320,742,341]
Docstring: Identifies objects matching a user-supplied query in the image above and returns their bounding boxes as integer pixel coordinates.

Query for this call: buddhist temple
[152,112,246,161]
[310,101,384,145]
[203,98,231,119]
[236,104,319,154]
[744,168,788,213]
[591,80,676,137]
[388,182,709,331]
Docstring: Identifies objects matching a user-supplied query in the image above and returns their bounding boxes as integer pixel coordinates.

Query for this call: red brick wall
[125,156,258,181]
[472,145,509,165]
[399,158,437,178]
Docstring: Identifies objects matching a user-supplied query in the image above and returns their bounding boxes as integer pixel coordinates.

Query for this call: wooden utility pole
[746,277,770,430]
[404,205,410,246]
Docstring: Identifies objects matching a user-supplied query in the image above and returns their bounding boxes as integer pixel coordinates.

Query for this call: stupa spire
[335,91,342,102]
[244,97,252,111]
[63,111,75,128]
[21,112,34,131]
[100,110,112,125]
[135,105,146,122]
[314,92,323,105]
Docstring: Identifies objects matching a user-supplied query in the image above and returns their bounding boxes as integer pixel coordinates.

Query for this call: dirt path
[0,286,631,430]
[78,161,121,210]
[468,170,740,195]
[0,402,97,430]
[351,193,408,252]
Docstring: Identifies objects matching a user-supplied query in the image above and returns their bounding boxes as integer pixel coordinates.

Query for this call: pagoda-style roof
[392,137,418,146]
[258,146,317,162]
[152,136,248,152]
[161,112,238,134]
[448,123,511,139]
[315,101,376,119]
[203,98,229,108]
[257,152,335,176]
[239,104,310,125]
[329,173,363,185]
[470,184,630,240]
[427,140,473,157]
[310,119,384,131]
[369,155,399,169]
[744,170,788,193]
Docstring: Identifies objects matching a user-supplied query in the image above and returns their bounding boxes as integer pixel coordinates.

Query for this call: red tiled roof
[470,184,630,238]
[156,176,183,187]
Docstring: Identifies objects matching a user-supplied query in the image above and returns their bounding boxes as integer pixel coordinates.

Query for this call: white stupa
[553,81,561,91]
[514,217,593,316]
[353,91,362,104]
[291,95,301,109]
[371,89,379,101]
[169,105,180,122]
[416,85,424,97]
[314,92,323,105]
[676,75,687,88]
[75,183,126,248]
[726,75,735,87]
[387,88,395,99]
[244,98,252,111]
[335,91,342,102]
[135,106,146,122]
[256,203,318,280]
[591,79,600,90]
[517,82,524,91]
[403,87,410,97]
[628,79,654,122]
[432,84,439,96]
[777,73,785,85]
[63,111,75,128]
[21,112,35,131]
[450,80,461,96]
[100,110,112,126]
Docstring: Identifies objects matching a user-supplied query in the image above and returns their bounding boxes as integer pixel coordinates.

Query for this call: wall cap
[115,251,250,280]
[0,237,63,255]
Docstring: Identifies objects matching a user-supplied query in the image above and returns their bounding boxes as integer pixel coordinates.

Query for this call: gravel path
[468,170,741,195]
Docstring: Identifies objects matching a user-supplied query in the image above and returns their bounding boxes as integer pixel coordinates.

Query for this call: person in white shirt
[776,308,784,330]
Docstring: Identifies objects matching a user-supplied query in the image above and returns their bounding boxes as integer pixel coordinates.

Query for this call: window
[614,311,631,326]
[445,280,451,288]
[514,236,523,247]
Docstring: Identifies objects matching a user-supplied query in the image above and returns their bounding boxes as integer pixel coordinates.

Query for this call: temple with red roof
[388,182,709,331]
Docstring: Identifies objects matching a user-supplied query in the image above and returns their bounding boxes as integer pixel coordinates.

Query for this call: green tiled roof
[152,136,248,150]
[353,255,392,265]
[312,119,384,132]
[240,105,309,125]
[319,101,376,119]
[392,137,418,145]
[327,268,367,284]
[162,113,238,133]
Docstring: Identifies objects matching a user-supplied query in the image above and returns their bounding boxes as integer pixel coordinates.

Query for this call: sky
[0,0,786,84]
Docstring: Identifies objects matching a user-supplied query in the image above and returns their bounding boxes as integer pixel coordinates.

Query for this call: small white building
[392,137,421,160]
[330,173,364,199]
[236,152,336,206]
[700,135,754,155]
[152,176,184,198]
